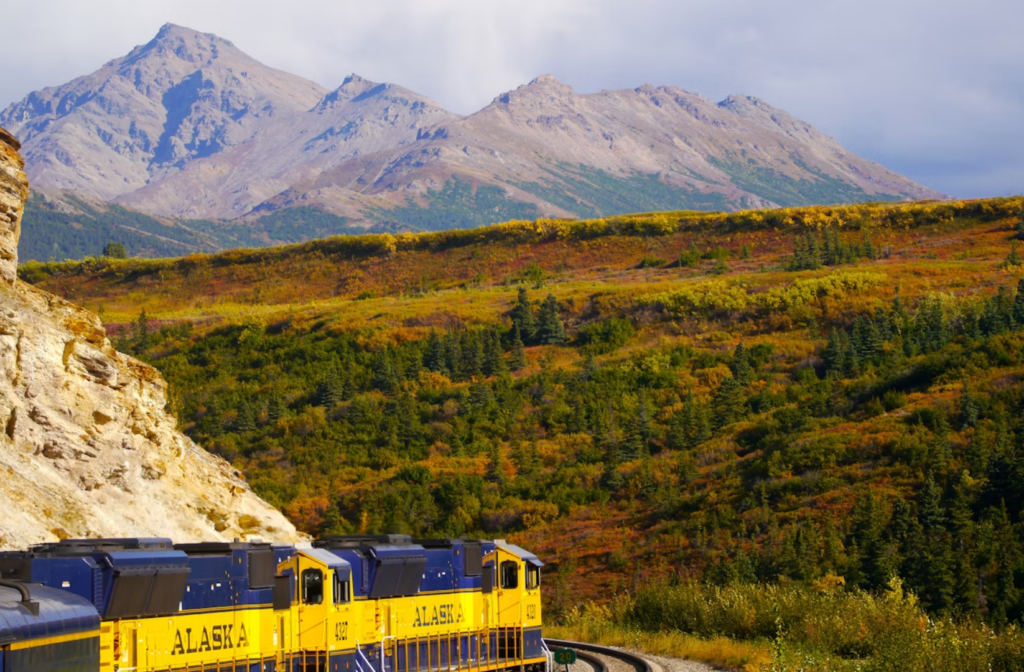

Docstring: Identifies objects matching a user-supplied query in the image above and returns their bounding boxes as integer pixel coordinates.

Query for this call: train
[0,534,549,672]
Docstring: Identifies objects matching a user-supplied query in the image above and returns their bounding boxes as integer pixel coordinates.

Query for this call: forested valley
[26,197,1024,670]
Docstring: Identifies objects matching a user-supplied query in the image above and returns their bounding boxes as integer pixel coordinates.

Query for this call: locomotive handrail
[0,579,39,616]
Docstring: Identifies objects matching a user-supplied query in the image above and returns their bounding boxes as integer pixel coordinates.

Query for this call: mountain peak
[130,23,239,66]
[529,74,562,86]
[153,22,234,46]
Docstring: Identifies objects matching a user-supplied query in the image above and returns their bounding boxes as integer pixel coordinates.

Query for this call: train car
[0,579,100,672]
[0,536,548,672]
[289,535,547,672]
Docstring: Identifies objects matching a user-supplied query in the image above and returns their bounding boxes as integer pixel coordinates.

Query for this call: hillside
[23,193,1024,633]
[3,24,942,241]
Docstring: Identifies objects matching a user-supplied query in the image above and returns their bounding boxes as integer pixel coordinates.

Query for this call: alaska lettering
[171,623,248,655]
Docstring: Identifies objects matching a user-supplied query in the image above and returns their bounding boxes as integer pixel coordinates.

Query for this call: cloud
[6,0,1023,198]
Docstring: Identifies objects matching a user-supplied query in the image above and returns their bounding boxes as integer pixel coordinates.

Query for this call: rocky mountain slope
[2,24,944,229]
[0,126,299,548]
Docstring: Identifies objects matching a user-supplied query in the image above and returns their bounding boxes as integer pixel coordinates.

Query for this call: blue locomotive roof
[0,583,99,646]
[496,542,544,566]
[0,538,191,619]
[302,548,352,573]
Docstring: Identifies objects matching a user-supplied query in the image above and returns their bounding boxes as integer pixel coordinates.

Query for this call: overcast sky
[5,0,1022,198]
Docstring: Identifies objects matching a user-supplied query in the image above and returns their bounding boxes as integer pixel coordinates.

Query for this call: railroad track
[544,638,655,672]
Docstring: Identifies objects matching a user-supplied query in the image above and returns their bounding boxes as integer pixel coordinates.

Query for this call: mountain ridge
[2,24,945,236]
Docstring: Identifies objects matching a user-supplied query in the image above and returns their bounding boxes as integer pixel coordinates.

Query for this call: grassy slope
[21,196,1024,670]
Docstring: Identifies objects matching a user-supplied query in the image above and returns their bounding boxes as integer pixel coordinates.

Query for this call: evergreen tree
[1017,204,1024,241]
[822,329,847,376]
[461,331,483,378]
[444,332,464,380]
[1013,279,1024,327]
[482,329,505,376]
[581,350,597,380]
[712,375,745,430]
[671,389,696,450]
[423,330,448,374]
[103,241,128,259]
[622,392,653,460]
[863,230,876,260]
[509,326,527,371]
[693,400,712,445]
[133,308,151,350]
[486,443,507,485]
[235,401,256,433]
[315,375,344,408]
[372,348,398,392]
[730,342,754,385]
[510,288,536,342]
[534,294,567,345]
[788,230,823,271]
[960,379,980,430]
[267,394,286,423]
[1005,242,1023,268]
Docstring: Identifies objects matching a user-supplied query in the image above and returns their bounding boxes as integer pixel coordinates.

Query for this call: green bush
[576,318,636,354]
[620,580,1024,671]
[679,244,702,267]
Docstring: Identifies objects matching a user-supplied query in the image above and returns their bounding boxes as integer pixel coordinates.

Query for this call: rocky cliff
[0,127,300,547]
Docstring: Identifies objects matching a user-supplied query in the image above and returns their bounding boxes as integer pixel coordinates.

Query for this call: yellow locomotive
[0,535,548,672]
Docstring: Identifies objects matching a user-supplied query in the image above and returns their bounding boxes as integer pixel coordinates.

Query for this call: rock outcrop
[0,127,26,284]
[0,127,300,548]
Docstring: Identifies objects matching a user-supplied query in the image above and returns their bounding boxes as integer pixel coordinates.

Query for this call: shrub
[576,318,636,354]
[639,256,668,269]
[679,244,702,267]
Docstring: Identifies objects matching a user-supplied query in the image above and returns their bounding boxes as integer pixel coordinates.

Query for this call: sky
[4,0,1022,199]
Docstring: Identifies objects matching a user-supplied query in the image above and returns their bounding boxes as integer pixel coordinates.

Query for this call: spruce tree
[372,348,398,392]
[235,401,256,433]
[316,375,344,408]
[482,329,505,376]
[693,400,712,445]
[712,375,745,430]
[671,389,696,450]
[730,342,754,386]
[461,331,483,378]
[822,329,847,377]
[509,326,526,371]
[267,394,286,423]
[535,294,567,345]
[1013,279,1024,327]
[959,379,980,430]
[486,443,506,485]
[1005,241,1023,268]
[444,332,463,380]
[510,287,536,342]
[1017,203,1024,241]
[423,330,448,374]
[601,436,625,490]
[863,230,876,260]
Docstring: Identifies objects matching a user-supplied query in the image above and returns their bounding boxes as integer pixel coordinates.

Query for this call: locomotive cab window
[302,568,324,605]
[333,571,350,604]
[526,564,540,590]
[500,560,519,589]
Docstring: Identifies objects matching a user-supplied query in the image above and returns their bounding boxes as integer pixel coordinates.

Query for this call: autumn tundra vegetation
[22,196,1024,670]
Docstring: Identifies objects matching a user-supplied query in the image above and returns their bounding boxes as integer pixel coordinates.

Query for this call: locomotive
[0,535,548,672]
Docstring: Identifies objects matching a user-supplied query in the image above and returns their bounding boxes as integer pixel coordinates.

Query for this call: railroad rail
[544,639,655,672]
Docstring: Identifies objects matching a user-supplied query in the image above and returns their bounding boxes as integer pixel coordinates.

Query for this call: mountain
[2,24,944,236]
[0,127,300,547]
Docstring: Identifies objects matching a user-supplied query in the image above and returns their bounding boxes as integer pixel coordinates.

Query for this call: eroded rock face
[0,128,26,285]
[0,127,301,547]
